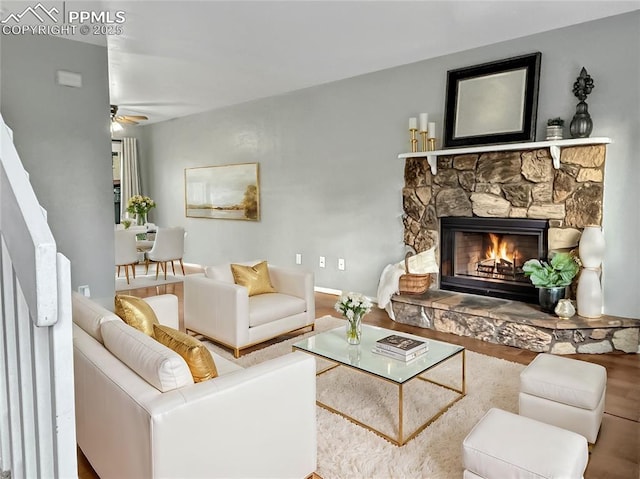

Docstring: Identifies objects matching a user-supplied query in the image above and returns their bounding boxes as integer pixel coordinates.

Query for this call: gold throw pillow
[114,295,159,337]
[153,324,218,382]
[230,261,276,296]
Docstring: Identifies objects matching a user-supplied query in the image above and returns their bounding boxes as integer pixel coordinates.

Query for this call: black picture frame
[443,52,542,148]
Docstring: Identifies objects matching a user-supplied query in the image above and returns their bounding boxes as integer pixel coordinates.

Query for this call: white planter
[579,225,605,269]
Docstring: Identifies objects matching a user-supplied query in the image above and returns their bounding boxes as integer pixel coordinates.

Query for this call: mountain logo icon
[1,3,59,24]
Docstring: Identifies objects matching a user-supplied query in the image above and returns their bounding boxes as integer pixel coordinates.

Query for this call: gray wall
[140,12,639,318]
[1,34,114,302]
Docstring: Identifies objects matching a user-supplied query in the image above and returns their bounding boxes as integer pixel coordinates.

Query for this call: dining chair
[114,229,139,284]
[146,227,186,280]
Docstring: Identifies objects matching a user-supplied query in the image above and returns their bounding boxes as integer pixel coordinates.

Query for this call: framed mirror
[443,52,541,148]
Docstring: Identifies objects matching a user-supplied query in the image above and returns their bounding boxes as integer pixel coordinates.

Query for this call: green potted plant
[546,117,565,140]
[523,252,579,313]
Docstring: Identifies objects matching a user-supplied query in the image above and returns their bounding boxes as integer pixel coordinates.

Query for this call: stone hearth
[391,290,640,354]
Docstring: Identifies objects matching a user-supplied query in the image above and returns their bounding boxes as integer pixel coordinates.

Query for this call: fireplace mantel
[398,137,612,174]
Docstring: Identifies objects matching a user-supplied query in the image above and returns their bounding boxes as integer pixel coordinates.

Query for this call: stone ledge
[391,290,640,354]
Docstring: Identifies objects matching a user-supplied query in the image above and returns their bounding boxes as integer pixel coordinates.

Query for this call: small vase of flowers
[126,195,156,225]
[334,292,372,345]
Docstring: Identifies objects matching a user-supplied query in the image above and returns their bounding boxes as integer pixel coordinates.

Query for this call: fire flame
[486,233,518,263]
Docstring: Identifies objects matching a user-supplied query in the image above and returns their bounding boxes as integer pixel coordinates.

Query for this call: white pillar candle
[428,122,436,138]
[409,117,417,130]
[419,113,428,132]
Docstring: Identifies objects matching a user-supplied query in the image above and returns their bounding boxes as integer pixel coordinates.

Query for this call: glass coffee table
[293,323,465,446]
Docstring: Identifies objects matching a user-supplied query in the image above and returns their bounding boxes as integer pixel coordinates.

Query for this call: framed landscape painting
[185,163,260,220]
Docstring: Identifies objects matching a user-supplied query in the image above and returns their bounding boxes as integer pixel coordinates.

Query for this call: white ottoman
[519,353,606,443]
[463,408,589,479]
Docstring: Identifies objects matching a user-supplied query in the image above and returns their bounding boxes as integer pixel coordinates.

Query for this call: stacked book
[372,334,428,362]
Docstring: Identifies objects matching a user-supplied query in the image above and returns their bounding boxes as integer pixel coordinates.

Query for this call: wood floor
[78,279,639,479]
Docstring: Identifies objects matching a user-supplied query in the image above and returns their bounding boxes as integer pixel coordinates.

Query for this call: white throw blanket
[376,247,438,320]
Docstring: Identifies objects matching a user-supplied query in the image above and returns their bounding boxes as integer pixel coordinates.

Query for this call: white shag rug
[204,316,524,479]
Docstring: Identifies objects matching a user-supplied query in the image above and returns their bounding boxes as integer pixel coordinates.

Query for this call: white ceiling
[106,1,640,124]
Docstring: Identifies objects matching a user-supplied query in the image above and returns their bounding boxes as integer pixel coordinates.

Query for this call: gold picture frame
[185,163,260,221]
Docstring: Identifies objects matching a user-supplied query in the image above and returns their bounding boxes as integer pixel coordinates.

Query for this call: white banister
[0,113,76,477]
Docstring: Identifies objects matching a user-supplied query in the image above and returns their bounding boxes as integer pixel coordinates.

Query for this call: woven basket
[398,252,431,295]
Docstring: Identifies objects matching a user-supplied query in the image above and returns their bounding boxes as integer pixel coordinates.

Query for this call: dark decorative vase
[570,101,593,138]
[570,67,595,139]
[538,286,567,314]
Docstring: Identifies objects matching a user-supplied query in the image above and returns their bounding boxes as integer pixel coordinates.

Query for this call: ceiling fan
[110,104,148,126]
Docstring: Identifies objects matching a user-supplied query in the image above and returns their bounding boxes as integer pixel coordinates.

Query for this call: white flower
[334,291,372,321]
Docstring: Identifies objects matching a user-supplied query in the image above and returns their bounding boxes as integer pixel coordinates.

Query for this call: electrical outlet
[319,256,326,268]
[78,285,90,297]
[295,253,302,265]
[338,258,345,270]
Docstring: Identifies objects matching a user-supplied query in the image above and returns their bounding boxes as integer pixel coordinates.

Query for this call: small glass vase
[346,313,363,345]
[136,212,147,226]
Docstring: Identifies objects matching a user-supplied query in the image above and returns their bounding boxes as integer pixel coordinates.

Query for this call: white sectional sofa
[72,292,317,479]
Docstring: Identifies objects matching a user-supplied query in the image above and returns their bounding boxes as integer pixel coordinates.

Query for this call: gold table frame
[295,346,466,446]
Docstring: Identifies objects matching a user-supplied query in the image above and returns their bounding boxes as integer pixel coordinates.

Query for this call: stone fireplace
[394,143,640,354]
[402,145,606,268]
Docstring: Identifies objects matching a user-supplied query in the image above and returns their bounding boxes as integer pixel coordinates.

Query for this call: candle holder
[409,128,418,152]
[420,131,428,152]
[427,138,437,151]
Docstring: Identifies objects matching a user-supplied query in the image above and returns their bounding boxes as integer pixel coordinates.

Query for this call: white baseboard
[314,286,342,296]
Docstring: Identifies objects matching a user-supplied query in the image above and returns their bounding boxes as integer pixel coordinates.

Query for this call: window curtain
[120,137,141,220]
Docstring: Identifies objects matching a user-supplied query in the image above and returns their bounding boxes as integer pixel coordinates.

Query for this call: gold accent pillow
[230,261,276,296]
[114,295,159,337]
[153,324,218,382]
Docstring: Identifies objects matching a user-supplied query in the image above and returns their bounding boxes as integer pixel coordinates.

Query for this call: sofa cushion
[72,292,120,344]
[231,261,276,296]
[207,349,244,376]
[114,295,160,337]
[101,320,194,392]
[248,293,307,327]
[153,324,218,382]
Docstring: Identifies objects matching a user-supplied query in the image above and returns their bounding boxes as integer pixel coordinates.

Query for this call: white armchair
[184,261,315,357]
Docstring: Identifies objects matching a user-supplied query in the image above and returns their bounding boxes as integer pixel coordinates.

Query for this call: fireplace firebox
[440,217,548,303]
